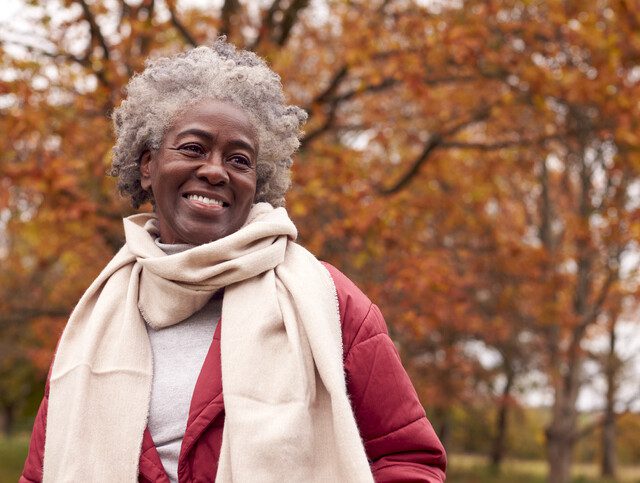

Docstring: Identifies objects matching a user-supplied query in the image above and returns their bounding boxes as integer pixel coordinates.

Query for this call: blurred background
[1,1,640,482]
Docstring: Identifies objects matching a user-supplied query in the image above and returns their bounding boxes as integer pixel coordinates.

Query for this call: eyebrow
[175,128,257,156]
[176,128,215,142]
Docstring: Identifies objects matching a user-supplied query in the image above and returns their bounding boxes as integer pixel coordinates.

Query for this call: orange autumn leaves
[1,3,639,476]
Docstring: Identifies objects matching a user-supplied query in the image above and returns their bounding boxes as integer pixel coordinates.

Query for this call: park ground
[2,435,640,483]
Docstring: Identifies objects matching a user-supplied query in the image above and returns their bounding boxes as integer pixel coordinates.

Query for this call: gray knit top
[146,240,221,483]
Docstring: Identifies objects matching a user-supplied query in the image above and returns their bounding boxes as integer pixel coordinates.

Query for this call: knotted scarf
[43,203,373,482]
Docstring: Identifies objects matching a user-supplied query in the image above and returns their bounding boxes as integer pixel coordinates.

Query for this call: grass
[1,437,639,482]
[448,453,640,483]
[0,434,29,483]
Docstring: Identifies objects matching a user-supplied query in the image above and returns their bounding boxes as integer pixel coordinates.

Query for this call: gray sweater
[146,240,221,482]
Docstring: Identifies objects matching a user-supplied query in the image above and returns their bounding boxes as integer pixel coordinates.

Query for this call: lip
[184,197,225,213]
[182,190,231,207]
[182,193,230,216]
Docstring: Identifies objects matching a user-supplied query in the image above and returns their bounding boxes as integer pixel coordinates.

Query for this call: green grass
[448,453,640,482]
[0,434,29,483]
[1,437,639,483]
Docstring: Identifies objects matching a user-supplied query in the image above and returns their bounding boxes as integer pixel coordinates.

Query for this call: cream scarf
[43,203,373,482]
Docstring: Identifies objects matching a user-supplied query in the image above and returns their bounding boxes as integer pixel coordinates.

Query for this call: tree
[1,3,639,481]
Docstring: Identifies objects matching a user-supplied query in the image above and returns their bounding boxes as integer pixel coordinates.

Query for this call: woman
[21,39,446,482]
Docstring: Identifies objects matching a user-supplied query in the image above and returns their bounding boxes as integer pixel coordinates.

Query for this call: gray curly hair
[110,38,307,208]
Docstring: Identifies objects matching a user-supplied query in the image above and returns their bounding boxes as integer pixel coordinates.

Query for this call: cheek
[152,162,187,190]
[239,175,257,201]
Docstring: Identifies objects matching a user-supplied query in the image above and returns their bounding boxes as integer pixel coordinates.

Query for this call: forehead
[166,99,258,141]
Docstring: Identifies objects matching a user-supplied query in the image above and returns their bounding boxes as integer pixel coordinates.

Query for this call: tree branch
[321,71,474,106]
[137,0,156,59]
[0,39,111,90]
[116,0,131,27]
[423,74,478,85]
[299,66,354,149]
[166,0,197,47]
[299,70,485,152]
[249,0,283,50]
[300,69,399,150]
[299,103,339,151]
[276,0,310,46]
[378,106,492,195]
[440,135,560,151]
[619,0,640,33]
[312,65,348,105]
[378,133,444,196]
[577,266,616,331]
[333,77,398,103]
[220,0,240,37]
[76,0,111,61]
[0,39,84,65]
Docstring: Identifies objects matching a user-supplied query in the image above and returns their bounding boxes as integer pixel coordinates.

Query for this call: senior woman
[21,39,446,482]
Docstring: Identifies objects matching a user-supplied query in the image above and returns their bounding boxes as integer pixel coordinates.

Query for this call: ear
[140,150,153,192]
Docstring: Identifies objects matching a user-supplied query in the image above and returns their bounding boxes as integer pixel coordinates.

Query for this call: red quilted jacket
[21,263,446,482]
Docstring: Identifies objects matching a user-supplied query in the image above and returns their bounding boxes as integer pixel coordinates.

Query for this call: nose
[196,152,229,185]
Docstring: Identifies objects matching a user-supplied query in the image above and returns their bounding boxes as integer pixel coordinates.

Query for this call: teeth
[187,194,224,206]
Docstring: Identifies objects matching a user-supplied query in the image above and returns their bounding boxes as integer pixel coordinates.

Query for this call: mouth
[183,193,230,208]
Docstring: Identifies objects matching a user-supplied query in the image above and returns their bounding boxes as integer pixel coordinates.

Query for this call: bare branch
[220,0,240,37]
[620,391,640,411]
[116,0,131,27]
[324,65,477,100]
[138,0,157,57]
[577,267,617,330]
[166,0,197,47]
[0,39,111,90]
[378,134,444,195]
[619,0,640,32]
[249,0,283,50]
[26,0,116,92]
[299,66,349,149]
[0,39,84,65]
[312,65,348,105]
[377,0,395,14]
[299,104,339,151]
[300,69,397,150]
[276,0,310,46]
[146,0,156,17]
[378,106,492,195]
[333,77,398,103]
[76,0,111,61]
[347,73,478,94]
[440,135,560,151]
[250,0,310,48]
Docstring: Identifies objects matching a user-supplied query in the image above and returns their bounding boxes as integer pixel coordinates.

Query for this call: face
[140,99,258,245]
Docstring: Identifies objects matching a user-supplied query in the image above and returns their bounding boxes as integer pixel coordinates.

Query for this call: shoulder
[320,262,388,357]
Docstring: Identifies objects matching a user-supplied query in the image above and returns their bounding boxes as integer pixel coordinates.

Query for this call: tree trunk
[547,432,573,483]
[545,141,596,483]
[538,154,576,483]
[436,411,452,452]
[601,410,616,478]
[601,318,618,477]
[490,367,515,470]
[545,363,579,483]
[0,403,16,436]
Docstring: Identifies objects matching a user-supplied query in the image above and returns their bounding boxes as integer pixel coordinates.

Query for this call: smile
[185,194,229,207]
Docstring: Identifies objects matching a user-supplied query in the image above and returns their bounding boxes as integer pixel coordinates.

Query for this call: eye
[178,143,206,156]
[228,154,252,168]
